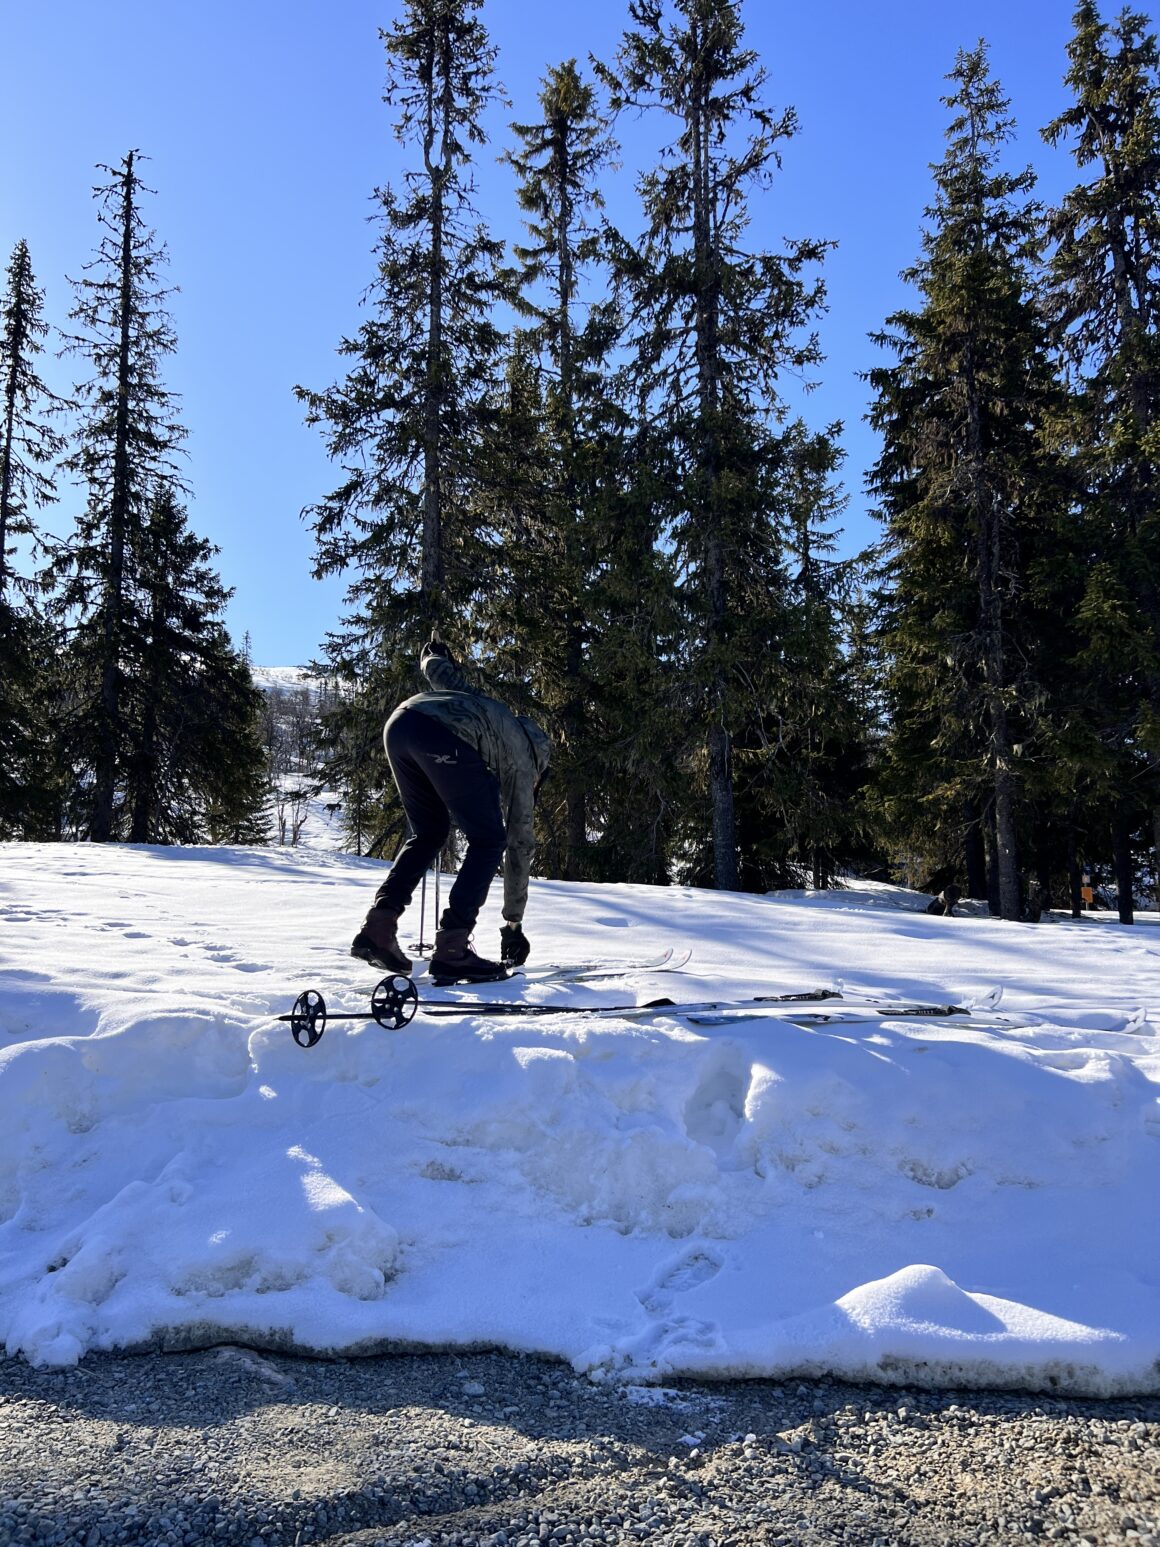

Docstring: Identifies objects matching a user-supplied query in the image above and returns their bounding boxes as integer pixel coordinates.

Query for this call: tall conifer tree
[0,240,65,836]
[54,152,187,841]
[0,240,63,599]
[299,0,508,843]
[598,0,828,891]
[868,46,1065,919]
[1042,1,1160,921]
[52,154,263,845]
[500,59,618,877]
[763,420,874,888]
[583,420,685,884]
[123,483,268,844]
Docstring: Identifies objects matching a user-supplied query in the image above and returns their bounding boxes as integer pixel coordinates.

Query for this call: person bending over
[351,637,551,984]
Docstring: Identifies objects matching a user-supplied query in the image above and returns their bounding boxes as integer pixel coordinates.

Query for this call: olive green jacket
[388,649,551,923]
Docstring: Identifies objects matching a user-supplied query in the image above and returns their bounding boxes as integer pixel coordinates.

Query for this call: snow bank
[1,843,1157,1395]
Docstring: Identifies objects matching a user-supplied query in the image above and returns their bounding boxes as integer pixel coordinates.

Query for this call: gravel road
[0,1348,1156,1547]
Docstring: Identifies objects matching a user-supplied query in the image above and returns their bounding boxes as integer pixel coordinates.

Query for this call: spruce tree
[557,402,683,883]
[868,45,1065,919]
[498,59,618,878]
[597,0,829,891]
[1,240,63,598]
[506,61,614,429]
[51,154,265,845]
[54,152,187,841]
[298,0,510,849]
[0,240,65,835]
[1042,1,1160,921]
[299,0,507,737]
[763,420,875,889]
[483,345,687,883]
[0,604,64,838]
[122,483,268,844]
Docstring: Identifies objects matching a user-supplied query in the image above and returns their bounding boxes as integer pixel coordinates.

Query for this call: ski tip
[967,985,1004,1011]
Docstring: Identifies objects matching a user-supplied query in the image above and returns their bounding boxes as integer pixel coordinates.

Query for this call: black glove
[424,635,451,659]
[500,922,530,965]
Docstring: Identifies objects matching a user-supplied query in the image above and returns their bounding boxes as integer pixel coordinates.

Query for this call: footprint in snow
[612,1313,726,1378]
[636,1244,724,1315]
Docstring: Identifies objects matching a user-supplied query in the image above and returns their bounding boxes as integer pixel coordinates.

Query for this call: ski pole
[434,851,441,930]
[417,870,427,953]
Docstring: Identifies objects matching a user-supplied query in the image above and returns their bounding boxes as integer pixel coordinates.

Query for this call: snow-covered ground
[249,666,321,695]
[1,842,1157,1396]
[269,781,348,851]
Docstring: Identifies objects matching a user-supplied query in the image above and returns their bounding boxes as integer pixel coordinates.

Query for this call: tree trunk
[420,30,454,620]
[1067,829,1083,919]
[129,698,156,843]
[1113,813,1134,925]
[977,503,1021,920]
[0,277,26,598]
[963,801,987,899]
[708,711,737,890]
[564,778,587,880]
[1153,808,1160,915]
[992,734,1021,920]
[130,561,164,843]
[983,806,1001,917]
[555,133,586,882]
[1035,841,1052,912]
[92,154,138,842]
[964,314,1019,920]
[689,37,737,892]
[562,628,586,880]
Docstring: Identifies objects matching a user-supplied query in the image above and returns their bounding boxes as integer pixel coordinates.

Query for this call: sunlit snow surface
[1,842,1157,1394]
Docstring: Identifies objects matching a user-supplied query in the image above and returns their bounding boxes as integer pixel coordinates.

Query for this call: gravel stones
[0,1349,1156,1545]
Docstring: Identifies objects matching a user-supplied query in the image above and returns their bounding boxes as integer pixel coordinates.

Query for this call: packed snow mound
[1,843,1158,1395]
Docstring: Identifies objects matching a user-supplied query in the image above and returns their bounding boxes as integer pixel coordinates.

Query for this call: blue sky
[1,0,1131,665]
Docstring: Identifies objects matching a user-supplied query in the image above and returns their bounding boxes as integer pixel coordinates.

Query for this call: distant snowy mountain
[250,665,325,697]
[252,666,346,850]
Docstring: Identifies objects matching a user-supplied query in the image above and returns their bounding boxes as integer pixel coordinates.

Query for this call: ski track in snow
[0,842,1158,1395]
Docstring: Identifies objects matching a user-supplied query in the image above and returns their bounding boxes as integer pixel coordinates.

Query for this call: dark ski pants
[373,708,506,932]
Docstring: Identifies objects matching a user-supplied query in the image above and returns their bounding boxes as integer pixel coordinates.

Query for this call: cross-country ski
[520,947,694,982]
[277,979,958,1042]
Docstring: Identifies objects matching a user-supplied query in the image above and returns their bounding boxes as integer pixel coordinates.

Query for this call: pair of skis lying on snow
[279,948,999,1049]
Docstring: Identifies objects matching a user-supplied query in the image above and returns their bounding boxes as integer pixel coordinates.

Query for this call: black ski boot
[429,925,508,986]
[351,907,413,975]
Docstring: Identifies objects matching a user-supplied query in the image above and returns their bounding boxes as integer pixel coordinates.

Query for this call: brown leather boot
[350,907,412,974]
[429,925,507,985]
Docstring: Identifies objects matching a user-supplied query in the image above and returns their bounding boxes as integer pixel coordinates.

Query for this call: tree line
[0,153,267,844]
[3,0,1158,924]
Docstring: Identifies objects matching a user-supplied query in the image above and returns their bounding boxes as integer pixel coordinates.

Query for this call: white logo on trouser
[426,752,459,764]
